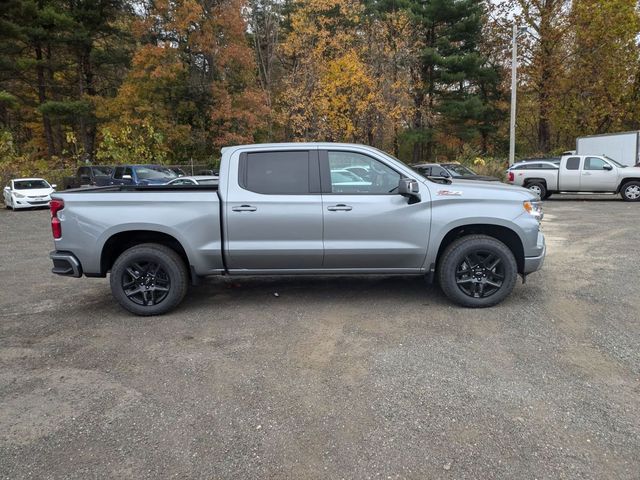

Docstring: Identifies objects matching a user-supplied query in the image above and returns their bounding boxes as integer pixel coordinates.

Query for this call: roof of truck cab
[224,142,381,151]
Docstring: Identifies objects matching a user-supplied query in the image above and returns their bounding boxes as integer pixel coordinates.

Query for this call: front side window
[113,167,124,179]
[584,157,608,170]
[566,157,581,170]
[243,151,310,194]
[328,151,401,194]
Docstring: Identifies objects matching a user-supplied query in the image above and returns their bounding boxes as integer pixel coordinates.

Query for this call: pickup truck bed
[49,143,546,315]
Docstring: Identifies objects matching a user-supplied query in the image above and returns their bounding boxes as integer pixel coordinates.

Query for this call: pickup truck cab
[49,143,546,315]
[507,155,640,201]
[110,165,178,186]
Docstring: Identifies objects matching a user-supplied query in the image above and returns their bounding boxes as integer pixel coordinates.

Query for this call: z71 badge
[437,190,463,196]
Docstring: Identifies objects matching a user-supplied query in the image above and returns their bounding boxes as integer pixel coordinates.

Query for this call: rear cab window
[238,150,320,194]
[565,157,582,170]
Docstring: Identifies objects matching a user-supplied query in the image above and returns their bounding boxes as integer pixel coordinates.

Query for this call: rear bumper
[49,251,83,277]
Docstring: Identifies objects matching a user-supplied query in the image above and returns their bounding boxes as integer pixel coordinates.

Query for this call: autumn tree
[98,0,266,163]
[559,0,640,140]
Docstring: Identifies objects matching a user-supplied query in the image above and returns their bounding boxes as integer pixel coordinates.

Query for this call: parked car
[48,142,545,315]
[517,157,560,165]
[4,178,56,209]
[167,175,219,186]
[507,154,640,200]
[63,165,113,189]
[110,165,178,186]
[412,163,500,182]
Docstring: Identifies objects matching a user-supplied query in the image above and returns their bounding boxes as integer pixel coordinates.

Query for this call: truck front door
[579,157,619,192]
[225,150,324,271]
[320,150,430,271]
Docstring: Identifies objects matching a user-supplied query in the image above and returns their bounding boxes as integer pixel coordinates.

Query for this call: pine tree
[407,0,500,161]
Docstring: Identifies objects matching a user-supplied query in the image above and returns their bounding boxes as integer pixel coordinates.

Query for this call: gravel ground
[1,196,639,479]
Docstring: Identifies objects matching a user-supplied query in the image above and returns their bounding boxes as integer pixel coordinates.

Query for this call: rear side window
[242,151,310,194]
[566,157,581,170]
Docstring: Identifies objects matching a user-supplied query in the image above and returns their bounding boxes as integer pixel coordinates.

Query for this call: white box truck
[576,131,640,167]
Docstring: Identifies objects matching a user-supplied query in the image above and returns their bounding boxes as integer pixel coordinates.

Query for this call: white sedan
[3,178,57,210]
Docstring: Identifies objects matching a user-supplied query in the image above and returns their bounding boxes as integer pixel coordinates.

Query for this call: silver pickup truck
[507,155,640,201]
[49,143,546,315]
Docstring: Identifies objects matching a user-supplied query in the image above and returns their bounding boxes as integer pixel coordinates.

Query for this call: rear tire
[620,181,640,202]
[438,235,518,308]
[526,181,546,200]
[110,243,189,316]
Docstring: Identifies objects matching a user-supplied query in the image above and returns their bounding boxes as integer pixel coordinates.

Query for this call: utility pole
[509,23,518,166]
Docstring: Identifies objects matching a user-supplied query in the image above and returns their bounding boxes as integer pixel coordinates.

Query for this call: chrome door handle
[582,172,591,175]
[327,204,352,211]
[232,205,257,212]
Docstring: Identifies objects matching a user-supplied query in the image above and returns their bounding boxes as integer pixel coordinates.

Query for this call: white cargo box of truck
[576,131,640,167]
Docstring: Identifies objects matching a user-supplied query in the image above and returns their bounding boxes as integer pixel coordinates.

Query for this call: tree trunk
[35,45,55,158]
[78,47,96,162]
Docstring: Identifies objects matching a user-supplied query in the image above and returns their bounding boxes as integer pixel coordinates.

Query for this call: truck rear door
[224,149,324,271]
[558,156,582,191]
[319,149,430,270]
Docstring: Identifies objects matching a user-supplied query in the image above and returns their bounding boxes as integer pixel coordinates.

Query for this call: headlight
[13,192,25,198]
[523,200,543,220]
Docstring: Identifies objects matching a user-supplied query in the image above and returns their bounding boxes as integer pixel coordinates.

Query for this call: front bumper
[13,196,51,208]
[50,251,83,277]
[523,232,546,274]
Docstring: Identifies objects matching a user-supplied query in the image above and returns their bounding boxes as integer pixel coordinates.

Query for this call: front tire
[438,235,518,308]
[110,243,189,316]
[621,181,640,202]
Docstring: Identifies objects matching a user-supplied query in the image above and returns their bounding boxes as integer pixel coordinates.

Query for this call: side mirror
[603,164,613,171]
[122,174,133,181]
[398,178,421,203]
[3,186,9,191]
[51,184,57,189]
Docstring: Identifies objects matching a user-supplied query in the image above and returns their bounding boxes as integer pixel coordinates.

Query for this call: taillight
[50,199,64,239]
[508,171,514,182]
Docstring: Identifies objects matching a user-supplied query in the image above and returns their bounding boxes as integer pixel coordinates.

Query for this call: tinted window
[433,167,449,177]
[585,157,608,170]
[328,151,400,194]
[113,167,124,179]
[244,151,310,194]
[566,157,581,170]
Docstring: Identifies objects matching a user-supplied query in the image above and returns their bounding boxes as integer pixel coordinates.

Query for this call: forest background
[1,0,639,180]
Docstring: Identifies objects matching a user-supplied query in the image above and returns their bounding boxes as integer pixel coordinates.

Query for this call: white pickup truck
[507,155,640,201]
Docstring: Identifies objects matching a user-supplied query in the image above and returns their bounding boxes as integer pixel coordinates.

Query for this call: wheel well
[523,178,546,187]
[436,225,525,273]
[100,230,189,275]
[618,178,640,193]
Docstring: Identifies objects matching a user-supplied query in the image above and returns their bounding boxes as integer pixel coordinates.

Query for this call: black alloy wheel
[454,250,505,299]
[121,261,171,306]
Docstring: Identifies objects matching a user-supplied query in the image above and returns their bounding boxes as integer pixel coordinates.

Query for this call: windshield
[93,166,112,176]
[135,166,178,180]
[602,155,626,168]
[444,164,477,177]
[14,180,50,189]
